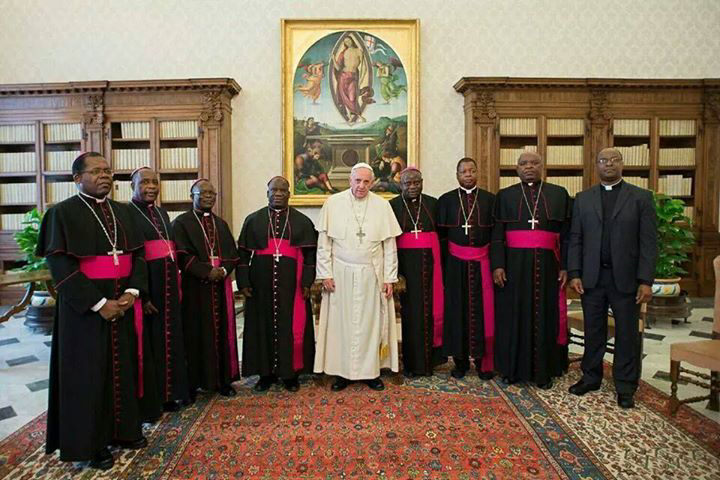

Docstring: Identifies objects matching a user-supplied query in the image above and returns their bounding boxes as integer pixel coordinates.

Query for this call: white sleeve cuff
[124,288,139,298]
[91,297,108,312]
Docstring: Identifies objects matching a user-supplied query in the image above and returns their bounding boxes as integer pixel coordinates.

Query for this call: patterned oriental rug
[1,364,718,479]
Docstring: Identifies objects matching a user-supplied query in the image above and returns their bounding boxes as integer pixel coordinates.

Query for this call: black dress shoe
[477,371,495,380]
[364,378,385,391]
[331,377,349,391]
[282,377,300,392]
[88,447,114,470]
[114,436,147,450]
[163,401,181,412]
[536,379,553,390]
[219,385,237,397]
[568,380,601,396]
[450,369,466,379]
[253,375,277,392]
[617,394,635,409]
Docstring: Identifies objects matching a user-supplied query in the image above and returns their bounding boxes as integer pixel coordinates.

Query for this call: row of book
[0,152,36,173]
[160,179,198,202]
[658,175,693,196]
[499,118,537,136]
[44,123,82,143]
[614,119,650,137]
[113,181,133,202]
[167,210,183,222]
[499,146,537,165]
[658,148,695,166]
[623,176,650,189]
[546,145,584,165]
[112,149,151,171]
[0,213,27,230]
[546,176,584,197]
[0,183,36,204]
[546,118,584,136]
[159,121,198,139]
[46,182,77,204]
[615,144,649,166]
[118,122,150,140]
[46,150,82,171]
[0,124,35,143]
[160,148,199,169]
[683,206,694,221]
[659,119,696,137]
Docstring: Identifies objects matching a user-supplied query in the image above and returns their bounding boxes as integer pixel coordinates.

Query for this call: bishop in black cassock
[491,152,571,388]
[389,168,445,377]
[173,179,239,398]
[437,158,496,379]
[37,153,148,470]
[127,168,189,413]
[237,177,317,392]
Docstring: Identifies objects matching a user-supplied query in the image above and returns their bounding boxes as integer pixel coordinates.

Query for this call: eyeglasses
[597,157,622,165]
[80,168,113,176]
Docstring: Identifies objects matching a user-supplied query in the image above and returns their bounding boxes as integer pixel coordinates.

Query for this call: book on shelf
[546,118,584,136]
[44,123,82,143]
[613,119,650,136]
[119,122,150,140]
[659,119,696,136]
[0,152,36,173]
[683,206,694,222]
[0,124,35,143]
[658,175,693,196]
[546,176,583,197]
[113,180,133,202]
[546,145,584,165]
[0,183,36,204]
[623,176,650,189]
[159,120,198,139]
[167,210,184,222]
[499,176,520,189]
[46,182,77,204]
[0,213,28,230]
[615,144,649,166]
[160,147,199,169]
[160,179,197,202]
[45,150,81,171]
[499,118,537,136]
[658,148,695,167]
[499,145,537,166]
[112,149,151,171]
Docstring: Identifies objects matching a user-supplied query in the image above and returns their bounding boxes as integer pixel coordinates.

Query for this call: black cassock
[437,188,495,372]
[490,181,571,384]
[128,199,189,410]
[389,194,446,375]
[173,210,239,392]
[236,207,317,379]
[37,195,147,461]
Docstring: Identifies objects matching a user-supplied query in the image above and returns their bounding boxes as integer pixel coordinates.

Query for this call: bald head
[516,150,543,183]
[191,179,217,212]
[267,176,290,209]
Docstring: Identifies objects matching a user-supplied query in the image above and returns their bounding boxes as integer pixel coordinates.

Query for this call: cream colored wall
[1,0,719,230]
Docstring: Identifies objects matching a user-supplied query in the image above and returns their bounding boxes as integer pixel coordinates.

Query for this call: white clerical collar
[269,207,288,213]
[79,190,107,203]
[459,186,476,194]
[602,179,623,191]
[194,209,211,217]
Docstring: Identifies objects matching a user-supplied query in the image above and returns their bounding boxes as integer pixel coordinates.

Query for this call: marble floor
[0,299,717,442]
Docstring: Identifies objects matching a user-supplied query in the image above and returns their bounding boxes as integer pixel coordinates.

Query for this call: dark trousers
[580,267,641,396]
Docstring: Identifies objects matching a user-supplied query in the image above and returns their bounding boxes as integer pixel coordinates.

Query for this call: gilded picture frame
[282,19,419,206]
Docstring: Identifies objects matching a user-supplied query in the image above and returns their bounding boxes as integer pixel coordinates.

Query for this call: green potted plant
[652,193,696,297]
[13,208,54,333]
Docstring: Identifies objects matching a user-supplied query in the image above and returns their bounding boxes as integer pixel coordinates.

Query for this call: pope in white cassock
[314,163,402,391]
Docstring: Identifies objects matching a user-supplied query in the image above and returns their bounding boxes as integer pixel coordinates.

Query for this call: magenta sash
[144,240,182,301]
[254,239,307,371]
[78,254,144,398]
[505,230,568,345]
[210,257,239,378]
[447,242,494,372]
[396,232,444,347]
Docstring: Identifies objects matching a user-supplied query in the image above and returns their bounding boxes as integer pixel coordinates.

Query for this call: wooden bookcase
[454,77,720,296]
[0,79,240,302]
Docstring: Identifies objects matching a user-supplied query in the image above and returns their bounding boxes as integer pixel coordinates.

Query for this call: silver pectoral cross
[108,247,124,266]
[528,218,539,230]
[410,227,422,239]
[273,251,282,262]
[356,227,366,243]
[462,222,471,236]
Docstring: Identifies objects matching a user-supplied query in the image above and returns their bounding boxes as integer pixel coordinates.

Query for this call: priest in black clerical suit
[37,152,148,470]
[390,167,446,377]
[173,179,240,398]
[437,158,496,379]
[568,147,657,409]
[236,176,317,393]
[127,167,189,414]
[491,151,571,389]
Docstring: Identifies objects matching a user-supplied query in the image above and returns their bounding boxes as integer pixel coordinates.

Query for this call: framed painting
[282,19,419,206]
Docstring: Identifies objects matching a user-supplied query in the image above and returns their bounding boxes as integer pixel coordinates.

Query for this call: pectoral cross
[209,254,219,265]
[356,227,366,243]
[462,222,471,236]
[528,217,539,230]
[273,251,282,262]
[107,247,123,266]
[411,227,422,239]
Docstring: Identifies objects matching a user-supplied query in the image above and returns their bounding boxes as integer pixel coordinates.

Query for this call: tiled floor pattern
[1,299,718,441]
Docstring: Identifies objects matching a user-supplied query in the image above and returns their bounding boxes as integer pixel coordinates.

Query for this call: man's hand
[143,301,159,315]
[383,283,393,299]
[208,267,225,282]
[99,300,124,321]
[240,287,253,298]
[117,293,136,312]
[636,284,652,304]
[569,278,584,295]
[302,287,311,299]
[493,268,507,288]
[558,270,568,290]
[322,278,335,293]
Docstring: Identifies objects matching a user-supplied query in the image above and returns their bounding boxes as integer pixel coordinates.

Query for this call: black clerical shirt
[600,180,623,267]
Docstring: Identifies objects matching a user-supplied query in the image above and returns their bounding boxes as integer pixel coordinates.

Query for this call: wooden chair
[567,303,646,363]
[0,270,55,324]
[669,255,720,415]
